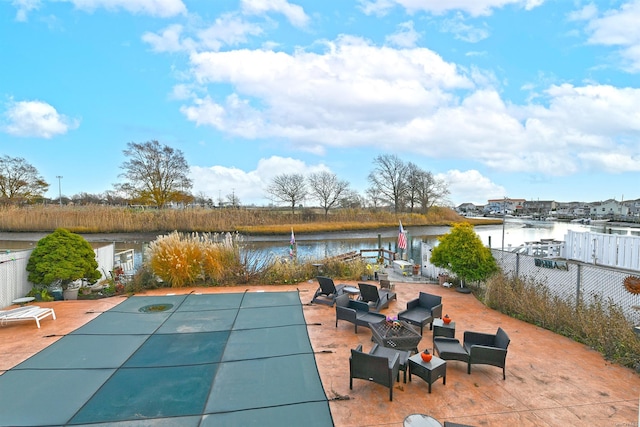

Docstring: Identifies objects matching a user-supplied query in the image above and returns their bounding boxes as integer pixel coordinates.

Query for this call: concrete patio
[1,278,639,426]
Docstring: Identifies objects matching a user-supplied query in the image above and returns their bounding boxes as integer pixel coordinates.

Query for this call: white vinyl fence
[0,244,115,309]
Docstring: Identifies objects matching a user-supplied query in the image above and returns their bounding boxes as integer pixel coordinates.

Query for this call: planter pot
[63,288,79,301]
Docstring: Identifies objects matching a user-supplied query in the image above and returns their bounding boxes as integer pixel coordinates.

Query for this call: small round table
[343,286,360,299]
[403,414,442,427]
[12,297,35,306]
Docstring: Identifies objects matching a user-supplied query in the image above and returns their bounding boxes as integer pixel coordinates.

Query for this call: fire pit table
[369,320,422,353]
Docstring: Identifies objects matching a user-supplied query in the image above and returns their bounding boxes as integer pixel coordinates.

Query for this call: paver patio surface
[1,279,639,426]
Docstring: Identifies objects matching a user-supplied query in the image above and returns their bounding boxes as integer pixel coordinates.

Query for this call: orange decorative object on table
[443,314,451,324]
[421,350,432,362]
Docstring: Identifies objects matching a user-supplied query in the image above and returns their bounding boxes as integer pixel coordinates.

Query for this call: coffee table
[408,354,446,393]
[370,320,422,353]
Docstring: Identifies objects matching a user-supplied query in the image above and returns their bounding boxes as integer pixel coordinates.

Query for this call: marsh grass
[0,205,498,234]
[479,272,640,370]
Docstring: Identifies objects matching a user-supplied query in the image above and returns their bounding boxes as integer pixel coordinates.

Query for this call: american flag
[289,228,296,257]
[397,221,407,250]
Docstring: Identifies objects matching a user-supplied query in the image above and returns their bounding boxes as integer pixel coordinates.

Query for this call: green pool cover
[0,291,333,426]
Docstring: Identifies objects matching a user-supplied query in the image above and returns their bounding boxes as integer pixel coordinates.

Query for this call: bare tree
[0,156,48,205]
[71,192,105,205]
[116,140,192,208]
[415,170,450,213]
[307,171,349,217]
[266,173,307,214]
[339,189,364,209]
[405,162,422,213]
[226,191,240,208]
[367,154,408,213]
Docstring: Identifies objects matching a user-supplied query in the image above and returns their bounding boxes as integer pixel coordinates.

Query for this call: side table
[12,297,35,306]
[343,286,360,299]
[432,318,455,351]
[408,354,446,393]
[403,414,442,427]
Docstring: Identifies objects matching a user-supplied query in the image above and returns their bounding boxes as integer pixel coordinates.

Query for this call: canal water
[1,219,629,266]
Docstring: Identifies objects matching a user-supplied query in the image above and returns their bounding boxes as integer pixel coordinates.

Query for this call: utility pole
[56,176,63,206]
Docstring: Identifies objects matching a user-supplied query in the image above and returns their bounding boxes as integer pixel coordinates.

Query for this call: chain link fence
[491,249,640,325]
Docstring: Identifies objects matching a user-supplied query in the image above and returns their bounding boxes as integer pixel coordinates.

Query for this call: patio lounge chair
[397,292,442,335]
[311,276,347,306]
[357,282,396,311]
[350,344,400,401]
[335,294,386,333]
[0,306,56,328]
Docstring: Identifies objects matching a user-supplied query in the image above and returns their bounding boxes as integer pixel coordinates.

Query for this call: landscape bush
[478,272,640,371]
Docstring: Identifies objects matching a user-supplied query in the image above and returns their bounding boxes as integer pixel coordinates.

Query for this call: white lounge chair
[0,306,56,328]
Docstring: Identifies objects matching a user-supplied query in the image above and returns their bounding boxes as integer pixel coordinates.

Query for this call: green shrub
[26,228,101,288]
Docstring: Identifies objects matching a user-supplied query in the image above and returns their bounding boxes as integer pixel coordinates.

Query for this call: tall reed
[480,272,640,371]
[0,205,496,234]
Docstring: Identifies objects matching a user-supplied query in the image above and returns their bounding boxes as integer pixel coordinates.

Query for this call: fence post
[516,253,520,278]
[576,264,581,307]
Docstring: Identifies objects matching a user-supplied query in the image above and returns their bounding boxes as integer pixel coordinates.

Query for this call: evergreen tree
[26,228,101,288]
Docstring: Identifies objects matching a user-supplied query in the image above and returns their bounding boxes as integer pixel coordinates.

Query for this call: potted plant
[26,228,102,301]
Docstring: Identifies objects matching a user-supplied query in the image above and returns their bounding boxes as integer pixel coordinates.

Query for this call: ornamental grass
[479,272,640,371]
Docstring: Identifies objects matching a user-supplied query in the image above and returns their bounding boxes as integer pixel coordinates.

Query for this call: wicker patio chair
[335,294,386,333]
[463,327,510,380]
[349,344,400,401]
[397,292,443,335]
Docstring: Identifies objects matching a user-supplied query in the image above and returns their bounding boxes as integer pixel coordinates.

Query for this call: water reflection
[0,219,631,268]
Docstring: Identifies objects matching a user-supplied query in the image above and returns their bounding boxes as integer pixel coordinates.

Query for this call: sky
[2,0,640,207]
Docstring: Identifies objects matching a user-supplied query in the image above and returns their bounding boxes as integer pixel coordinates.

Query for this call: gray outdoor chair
[349,344,400,401]
[311,276,347,306]
[335,293,386,333]
[357,282,396,311]
[434,327,510,380]
[397,292,443,335]
[464,327,510,380]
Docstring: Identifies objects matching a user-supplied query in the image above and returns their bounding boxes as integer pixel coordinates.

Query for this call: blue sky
[2,0,640,207]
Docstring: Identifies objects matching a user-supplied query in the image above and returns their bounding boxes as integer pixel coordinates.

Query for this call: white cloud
[241,0,310,28]
[438,169,505,205]
[142,14,263,53]
[65,0,186,17]
[142,24,187,53]
[2,99,79,138]
[12,0,41,22]
[190,156,328,205]
[579,0,640,72]
[359,0,544,17]
[385,21,421,48]
[177,35,640,179]
[440,12,490,43]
